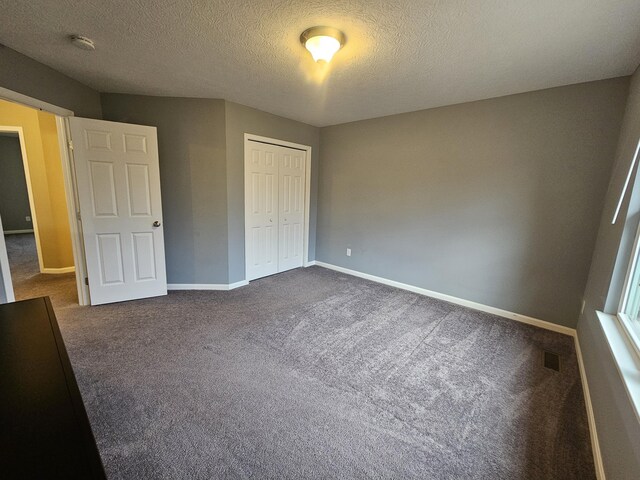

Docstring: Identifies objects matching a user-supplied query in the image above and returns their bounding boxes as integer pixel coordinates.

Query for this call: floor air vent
[542,351,561,372]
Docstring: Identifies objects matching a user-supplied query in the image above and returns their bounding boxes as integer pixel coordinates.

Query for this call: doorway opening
[0,88,169,307]
[0,99,80,307]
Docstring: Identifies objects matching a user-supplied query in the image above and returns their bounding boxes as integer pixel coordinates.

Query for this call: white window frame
[617,220,640,361]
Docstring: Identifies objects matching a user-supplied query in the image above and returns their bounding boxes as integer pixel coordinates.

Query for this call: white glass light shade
[305,35,341,63]
[300,27,345,63]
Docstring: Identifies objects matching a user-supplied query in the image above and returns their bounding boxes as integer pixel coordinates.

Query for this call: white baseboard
[42,266,75,274]
[167,280,248,291]
[314,261,576,337]
[3,229,34,235]
[304,260,317,267]
[574,335,606,479]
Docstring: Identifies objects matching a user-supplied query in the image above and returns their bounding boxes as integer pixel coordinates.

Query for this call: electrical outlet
[25,216,31,222]
[346,248,351,257]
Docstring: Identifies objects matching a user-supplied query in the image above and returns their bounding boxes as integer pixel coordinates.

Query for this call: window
[606,138,640,422]
[618,221,640,358]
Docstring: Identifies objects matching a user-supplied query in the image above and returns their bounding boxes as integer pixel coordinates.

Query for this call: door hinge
[76,211,81,221]
[84,277,89,286]
[68,140,74,150]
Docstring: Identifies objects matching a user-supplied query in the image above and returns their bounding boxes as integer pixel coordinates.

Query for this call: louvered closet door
[69,117,167,305]
[277,146,305,272]
[245,142,279,281]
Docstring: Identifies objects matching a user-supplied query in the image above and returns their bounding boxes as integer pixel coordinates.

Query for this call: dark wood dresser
[0,297,106,479]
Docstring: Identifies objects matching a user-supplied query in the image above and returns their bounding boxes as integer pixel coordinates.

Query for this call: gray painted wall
[317,78,629,328]
[101,94,229,284]
[0,45,102,119]
[577,68,640,479]
[224,101,320,283]
[0,135,31,231]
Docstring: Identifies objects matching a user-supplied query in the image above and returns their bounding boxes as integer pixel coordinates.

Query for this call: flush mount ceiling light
[300,26,345,63]
[70,35,95,51]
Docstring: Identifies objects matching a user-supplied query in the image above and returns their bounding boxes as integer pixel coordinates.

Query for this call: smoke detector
[70,35,95,51]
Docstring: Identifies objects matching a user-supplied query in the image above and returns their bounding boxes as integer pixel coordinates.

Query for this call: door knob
[153,221,161,227]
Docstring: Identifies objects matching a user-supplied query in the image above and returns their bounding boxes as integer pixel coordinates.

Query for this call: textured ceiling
[1,0,640,126]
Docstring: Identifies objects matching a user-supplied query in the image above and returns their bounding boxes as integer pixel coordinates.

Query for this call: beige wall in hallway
[0,99,74,270]
[37,111,74,267]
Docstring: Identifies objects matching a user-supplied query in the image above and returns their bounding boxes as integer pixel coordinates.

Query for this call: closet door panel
[278,147,305,272]
[245,144,279,281]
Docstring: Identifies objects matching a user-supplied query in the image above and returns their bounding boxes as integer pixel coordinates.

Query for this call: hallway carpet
[4,233,77,305]
[5,234,595,479]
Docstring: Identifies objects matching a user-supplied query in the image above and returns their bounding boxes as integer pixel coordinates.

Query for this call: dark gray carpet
[5,233,595,479]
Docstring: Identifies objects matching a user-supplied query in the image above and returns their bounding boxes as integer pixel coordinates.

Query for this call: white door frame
[57,116,90,305]
[0,89,90,305]
[244,133,313,281]
[0,213,15,303]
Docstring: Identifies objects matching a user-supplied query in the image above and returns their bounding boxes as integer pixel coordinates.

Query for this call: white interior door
[69,117,167,305]
[245,142,279,281]
[278,147,305,272]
